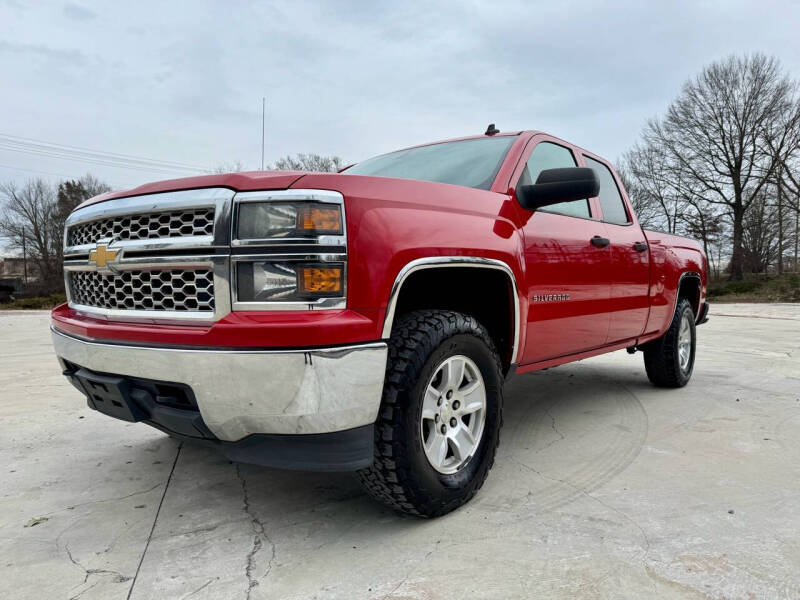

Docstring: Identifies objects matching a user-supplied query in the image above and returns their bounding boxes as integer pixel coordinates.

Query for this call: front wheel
[643,298,696,388]
[358,310,503,517]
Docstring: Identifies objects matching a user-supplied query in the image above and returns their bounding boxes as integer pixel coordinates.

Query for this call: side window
[584,156,630,225]
[518,142,591,219]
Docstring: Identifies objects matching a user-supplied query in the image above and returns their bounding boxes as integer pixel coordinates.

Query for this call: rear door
[582,155,651,343]
[515,139,612,363]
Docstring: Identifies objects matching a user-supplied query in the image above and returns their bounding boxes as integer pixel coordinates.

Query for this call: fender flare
[381,256,521,364]
[675,271,702,321]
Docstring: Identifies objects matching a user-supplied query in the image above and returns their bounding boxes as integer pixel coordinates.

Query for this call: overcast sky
[2,0,800,191]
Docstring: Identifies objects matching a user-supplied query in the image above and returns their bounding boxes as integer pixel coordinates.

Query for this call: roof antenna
[485,123,500,136]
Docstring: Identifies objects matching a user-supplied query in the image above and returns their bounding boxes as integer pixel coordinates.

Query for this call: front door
[516,139,612,364]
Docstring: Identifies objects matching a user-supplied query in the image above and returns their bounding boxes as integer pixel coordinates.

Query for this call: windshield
[344,136,516,190]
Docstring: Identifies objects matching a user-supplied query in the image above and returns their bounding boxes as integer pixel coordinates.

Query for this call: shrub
[707,284,729,298]
[5,294,67,309]
[725,280,760,294]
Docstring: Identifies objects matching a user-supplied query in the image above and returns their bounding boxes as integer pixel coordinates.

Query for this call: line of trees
[620,54,800,280]
[0,174,111,293]
[212,154,345,173]
[271,153,345,172]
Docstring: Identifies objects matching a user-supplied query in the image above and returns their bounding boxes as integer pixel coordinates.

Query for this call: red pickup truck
[52,128,708,517]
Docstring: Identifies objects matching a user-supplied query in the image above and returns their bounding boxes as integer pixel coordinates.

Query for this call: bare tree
[85,174,112,198]
[0,179,61,291]
[272,154,344,172]
[741,191,782,273]
[621,138,726,279]
[643,54,798,280]
[616,163,664,230]
[1,174,111,293]
[682,198,726,278]
[620,143,688,233]
[212,161,245,174]
[55,174,112,251]
[773,138,800,272]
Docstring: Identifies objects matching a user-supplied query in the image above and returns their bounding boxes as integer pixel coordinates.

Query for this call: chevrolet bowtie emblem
[88,244,120,268]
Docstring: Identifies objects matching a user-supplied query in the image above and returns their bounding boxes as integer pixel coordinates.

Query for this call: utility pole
[21,230,28,286]
[260,97,266,171]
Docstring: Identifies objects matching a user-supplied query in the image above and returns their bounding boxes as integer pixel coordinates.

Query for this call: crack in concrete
[65,543,131,584]
[173,522,223,538]
[380,541,440,599]
[43,483,163,518]
[125,442,183,600]
[180,577,218,599]
[236,464,275,600]
[68,580,100,600]
[537,399,565,453]
[547,406,564,441]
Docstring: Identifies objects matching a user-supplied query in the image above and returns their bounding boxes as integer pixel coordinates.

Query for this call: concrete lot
[1,306,799,600]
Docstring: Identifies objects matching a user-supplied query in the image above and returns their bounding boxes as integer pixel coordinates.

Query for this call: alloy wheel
[420,355,487,474]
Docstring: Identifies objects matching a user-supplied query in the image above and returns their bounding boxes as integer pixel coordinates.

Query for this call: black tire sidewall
[643,297,697,388]
[403,333,502,511]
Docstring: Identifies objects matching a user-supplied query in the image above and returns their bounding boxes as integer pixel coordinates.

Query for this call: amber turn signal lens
[299,266,343,295]
[296,204,342,234]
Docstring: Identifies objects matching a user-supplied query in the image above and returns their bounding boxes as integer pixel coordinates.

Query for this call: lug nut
[450,417,457,428]
[440,424,447,434]
[437,397,442,406]
[435,414,440,423]
[446,390,453,399]
[452,400,460,410]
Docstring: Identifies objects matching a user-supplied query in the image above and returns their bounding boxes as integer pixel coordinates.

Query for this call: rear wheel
[643,298,696,388]
[358,310,503,517]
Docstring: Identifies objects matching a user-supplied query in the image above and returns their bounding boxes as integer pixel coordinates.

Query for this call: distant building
[0,257,40,293]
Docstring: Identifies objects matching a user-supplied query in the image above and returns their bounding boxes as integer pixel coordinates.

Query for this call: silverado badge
[531,293,570,302]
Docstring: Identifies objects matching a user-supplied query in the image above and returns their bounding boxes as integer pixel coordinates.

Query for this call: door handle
[591,236,610,248]
[633,242,648,252]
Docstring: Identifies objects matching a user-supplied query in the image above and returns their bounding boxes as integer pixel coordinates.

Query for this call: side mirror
[517,167,599,210]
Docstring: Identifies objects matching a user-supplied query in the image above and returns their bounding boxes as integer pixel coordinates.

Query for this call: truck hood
[75,171,309,210]
[77,170,508,217]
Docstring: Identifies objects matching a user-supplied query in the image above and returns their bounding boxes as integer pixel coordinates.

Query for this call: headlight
[235,261,344,302]
[231,190,346,311]
[236,202,343,240]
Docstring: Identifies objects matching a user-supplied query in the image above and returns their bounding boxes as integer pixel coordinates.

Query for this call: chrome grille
[67,208,215,246]
[69,269,215,312]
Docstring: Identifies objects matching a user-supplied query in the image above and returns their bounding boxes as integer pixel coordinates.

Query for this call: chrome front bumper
[51,328,388,442]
